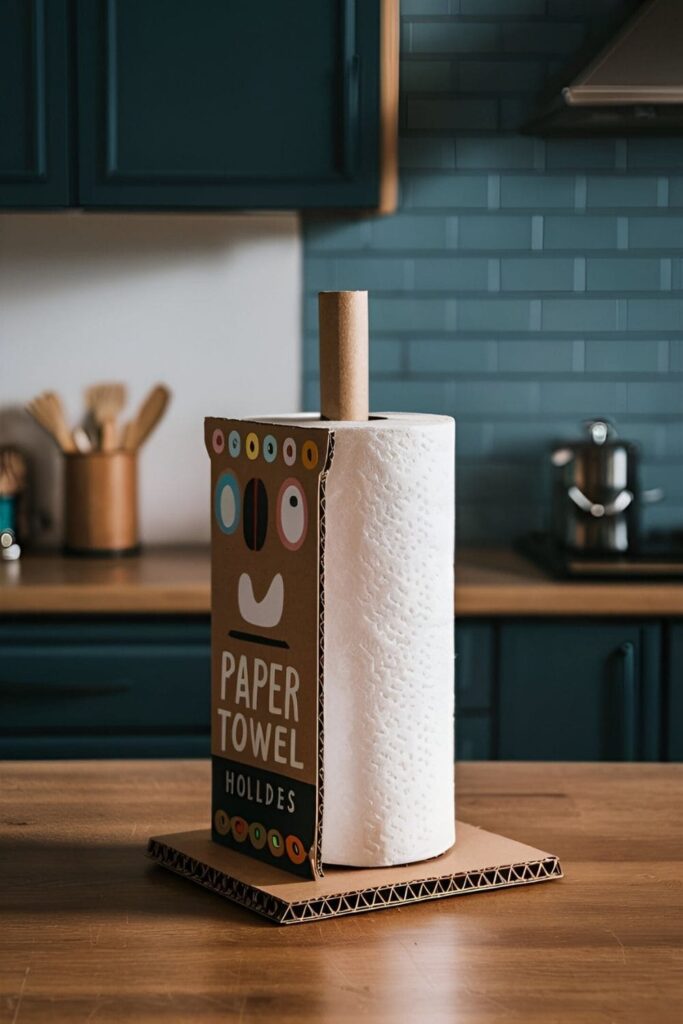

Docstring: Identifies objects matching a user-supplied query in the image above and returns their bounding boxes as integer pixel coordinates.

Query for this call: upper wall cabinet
[0,0,397,211]
[0,0,70,207]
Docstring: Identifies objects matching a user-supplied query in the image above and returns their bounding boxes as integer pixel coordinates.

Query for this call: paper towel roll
[253,410,455,868]
[321,413,455,867]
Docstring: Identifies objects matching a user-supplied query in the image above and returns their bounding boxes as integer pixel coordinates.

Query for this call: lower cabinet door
[0,620,211,758]
[456,714,491,761]
[455,620,494,760]
[666,623,683,761]
[455,621,493,712]
[498,620,662,761]
[0,734,210,759]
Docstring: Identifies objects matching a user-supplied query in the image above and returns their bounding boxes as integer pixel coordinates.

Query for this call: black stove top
[518,532,683,581]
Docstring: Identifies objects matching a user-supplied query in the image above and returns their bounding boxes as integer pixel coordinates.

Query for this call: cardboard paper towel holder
[149,290,563,922]
[147,819,562,926]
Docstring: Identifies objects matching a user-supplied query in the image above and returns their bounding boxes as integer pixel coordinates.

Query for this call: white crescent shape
[237,572,284,629]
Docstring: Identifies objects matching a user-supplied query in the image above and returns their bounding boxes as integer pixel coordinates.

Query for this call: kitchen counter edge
[0,546,681,617]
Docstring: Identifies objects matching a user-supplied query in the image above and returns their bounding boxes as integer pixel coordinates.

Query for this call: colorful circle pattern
[246,432,259,460]
[214,809,230,835]
[249,821,267,850]
[228,430,241,457]
[267,828,285,858]
[218,429,323,473]
[285,834,307,865]
[231,816,248,842]
[283,437,296,466]
[215,470,240,534]
[276,478,307,551]
[213,810,306,866]
[263,434,277,463]
[302,440,318,470]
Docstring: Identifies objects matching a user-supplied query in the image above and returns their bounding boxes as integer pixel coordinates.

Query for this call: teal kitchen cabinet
[0,619,211,758]
[455,621,494,760]
[498,621,662,761]
[666,624,683,761]
[1,612,675,762]
[75,0,386,209]
[0,0,71,208]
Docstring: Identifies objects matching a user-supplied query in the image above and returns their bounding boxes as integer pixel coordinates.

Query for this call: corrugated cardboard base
[147,821,563,925]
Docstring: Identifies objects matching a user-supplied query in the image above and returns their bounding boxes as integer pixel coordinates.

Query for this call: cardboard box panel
[205,418,334,878]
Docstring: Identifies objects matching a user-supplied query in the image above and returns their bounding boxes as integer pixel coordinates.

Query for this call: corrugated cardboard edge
[314,431,336,875]
[147,823,563,926]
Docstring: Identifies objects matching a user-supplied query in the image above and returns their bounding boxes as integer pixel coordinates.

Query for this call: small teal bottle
[0,495,15,533]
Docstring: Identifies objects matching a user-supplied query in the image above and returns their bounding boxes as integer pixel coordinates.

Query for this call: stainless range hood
[525,0,683,135]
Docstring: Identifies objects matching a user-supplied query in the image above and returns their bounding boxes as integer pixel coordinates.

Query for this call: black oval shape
[243,478,268,551]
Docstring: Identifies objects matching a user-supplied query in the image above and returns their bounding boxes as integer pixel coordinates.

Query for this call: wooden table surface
[1,761,681,1023]
[2,546,682,616]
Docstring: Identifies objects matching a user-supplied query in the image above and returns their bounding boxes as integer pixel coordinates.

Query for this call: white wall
[0,213,301,545]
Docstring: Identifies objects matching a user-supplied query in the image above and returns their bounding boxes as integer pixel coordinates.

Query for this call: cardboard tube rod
[318,291,369,421]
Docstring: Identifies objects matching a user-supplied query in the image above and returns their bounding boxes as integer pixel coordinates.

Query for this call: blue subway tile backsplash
[413,256,489,290]
[584,176,661,209]
[403,172,488,208]
[585,340,667,375]
[585,258,662,293]
[499,175,574,209]
[410,22,499,55]
[303,0,683,544]
[628,217,683,250]
[454,137,538,170]
[500,257,574,292]
[542,216,620,251]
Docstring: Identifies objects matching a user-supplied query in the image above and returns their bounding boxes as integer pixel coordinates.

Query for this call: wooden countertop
[1,546,682,616]
[1,760,680,1023]
[0,546,212,616]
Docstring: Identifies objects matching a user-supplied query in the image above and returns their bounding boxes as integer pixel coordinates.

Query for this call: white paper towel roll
[255,411,455,868]
[321,413,455,867]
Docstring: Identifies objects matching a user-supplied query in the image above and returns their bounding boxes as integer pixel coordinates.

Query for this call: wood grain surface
[1,761,681,1023]
[2,547,682,616]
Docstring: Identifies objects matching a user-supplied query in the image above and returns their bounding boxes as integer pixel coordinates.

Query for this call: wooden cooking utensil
[122,384,171,451]
[85,382,126,452]
[72,426,93,454]
[0,449,27,496]
[26,391,76,453]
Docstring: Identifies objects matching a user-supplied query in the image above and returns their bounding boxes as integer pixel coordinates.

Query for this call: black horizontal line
[228,629,289,650]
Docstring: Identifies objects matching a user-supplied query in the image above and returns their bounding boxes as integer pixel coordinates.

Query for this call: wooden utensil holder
[64,452,139,556]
